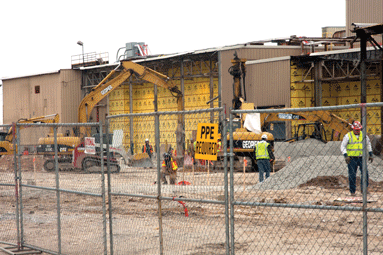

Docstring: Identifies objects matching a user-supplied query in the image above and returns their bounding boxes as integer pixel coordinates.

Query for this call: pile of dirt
[299,175,383,192]
[0,155,45,172]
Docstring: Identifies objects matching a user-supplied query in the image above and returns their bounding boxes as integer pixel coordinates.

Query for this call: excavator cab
[0,132,8,142]
[286,122,327,143]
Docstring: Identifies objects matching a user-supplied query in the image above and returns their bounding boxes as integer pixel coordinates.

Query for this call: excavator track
[43,158,120,173]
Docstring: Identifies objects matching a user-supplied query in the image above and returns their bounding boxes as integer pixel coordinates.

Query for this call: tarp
[243,113,262,134]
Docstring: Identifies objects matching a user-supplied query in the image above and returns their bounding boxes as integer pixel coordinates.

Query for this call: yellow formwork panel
[290,69,305,77]
[124,100,130,112]
[367,94,380,103]
[321,83,331,98]
[367,110,380,125]
[368,79,381,94]
[291,89,307,98]
[349,82,360,96]
[109,100,125,111]
[291,98,306,108]
[336,82,351,97]
[339,96,360,105]
[322,97,337,106]
[306,98,314,107]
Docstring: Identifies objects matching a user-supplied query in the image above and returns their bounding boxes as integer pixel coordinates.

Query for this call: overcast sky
[0,0,346,80]
[0,1,347,123]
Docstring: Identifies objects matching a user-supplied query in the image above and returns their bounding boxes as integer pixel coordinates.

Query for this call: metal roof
[2,70,61,81]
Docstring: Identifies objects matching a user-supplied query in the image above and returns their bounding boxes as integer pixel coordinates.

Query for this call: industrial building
[1,0,382,151]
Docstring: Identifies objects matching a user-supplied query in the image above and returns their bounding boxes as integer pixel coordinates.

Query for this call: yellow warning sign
[195,123,219,161]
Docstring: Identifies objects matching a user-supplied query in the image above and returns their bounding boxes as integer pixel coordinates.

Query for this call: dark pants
[348,156,369,194]
[257,159,271,183]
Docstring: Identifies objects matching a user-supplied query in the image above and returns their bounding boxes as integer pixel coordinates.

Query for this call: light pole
[77,41,84,66]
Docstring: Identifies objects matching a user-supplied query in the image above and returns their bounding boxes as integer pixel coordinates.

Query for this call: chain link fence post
[229,108,235,255]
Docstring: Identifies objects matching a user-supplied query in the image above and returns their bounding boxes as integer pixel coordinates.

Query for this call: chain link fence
[0,122,110,254]
[107,108,229,254]
[1,104,383,254]
[230,103,383,254]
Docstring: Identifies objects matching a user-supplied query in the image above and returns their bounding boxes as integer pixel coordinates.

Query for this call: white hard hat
[145,138,149,142]
[261,134,268,139]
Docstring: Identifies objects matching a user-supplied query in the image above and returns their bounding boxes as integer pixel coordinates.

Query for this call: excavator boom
[40,60,184,172]
[6,113,60,142]
[260,111,353,141]
[78,60,182,124]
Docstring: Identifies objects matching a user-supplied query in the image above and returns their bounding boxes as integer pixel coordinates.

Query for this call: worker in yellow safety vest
[254,134,275,183]
[340,121,373,196]
[161,152,178,185]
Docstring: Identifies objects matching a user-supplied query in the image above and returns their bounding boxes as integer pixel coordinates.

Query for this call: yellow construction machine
[212,53,275,171]
[218,53,355,171]
[0,114,60,156]
[37,60,183,172]
[260,110,353,143]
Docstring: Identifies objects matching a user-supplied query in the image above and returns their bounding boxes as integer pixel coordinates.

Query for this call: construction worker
[193,139,197,165]
[23,147,29,156]
[161,152,178,185]
[142,138,153,159]
[254,134,275,183]
[341,121,373,196]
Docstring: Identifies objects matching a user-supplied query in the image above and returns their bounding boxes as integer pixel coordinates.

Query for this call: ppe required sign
[195,123,219,161]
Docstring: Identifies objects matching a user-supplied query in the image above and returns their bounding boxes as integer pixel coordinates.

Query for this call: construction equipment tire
[44,160,55,172]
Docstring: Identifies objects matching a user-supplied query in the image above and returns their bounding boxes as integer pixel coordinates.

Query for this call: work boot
[162,181,168,185]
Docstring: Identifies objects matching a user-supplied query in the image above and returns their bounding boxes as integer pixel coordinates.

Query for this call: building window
[35,86,40,94]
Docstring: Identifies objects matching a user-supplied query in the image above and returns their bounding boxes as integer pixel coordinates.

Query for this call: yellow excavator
[38,60,183,172]
[220,53,355,171]
[260,110,353,143]
[0,113,60,156]
[221,53,274,170]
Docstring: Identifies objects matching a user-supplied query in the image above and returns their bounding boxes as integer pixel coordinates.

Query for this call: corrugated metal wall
[246,58,291,108]
[2,70,81,145]
[3,73,60,123]
[3,70,81,124]
[59,70,82,123]
[346,0,383,44]
[220,47,303,111]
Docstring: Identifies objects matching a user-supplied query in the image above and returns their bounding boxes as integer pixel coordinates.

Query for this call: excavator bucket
[131,153,154,168]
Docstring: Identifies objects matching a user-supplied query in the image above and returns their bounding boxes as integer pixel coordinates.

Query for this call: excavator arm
[78,60,183,136]
[260,111,353,140]
[6,113,60,142]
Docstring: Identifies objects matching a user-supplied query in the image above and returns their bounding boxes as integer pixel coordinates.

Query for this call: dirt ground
[1,156,383,254]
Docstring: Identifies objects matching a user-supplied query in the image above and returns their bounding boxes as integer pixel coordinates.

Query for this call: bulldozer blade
[131,153,154,168]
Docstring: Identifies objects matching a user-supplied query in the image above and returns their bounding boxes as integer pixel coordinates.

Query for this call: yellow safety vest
[217,141,222,152]
[346,131,363,157]
[162,158,178,171]
[255,141,270,159]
